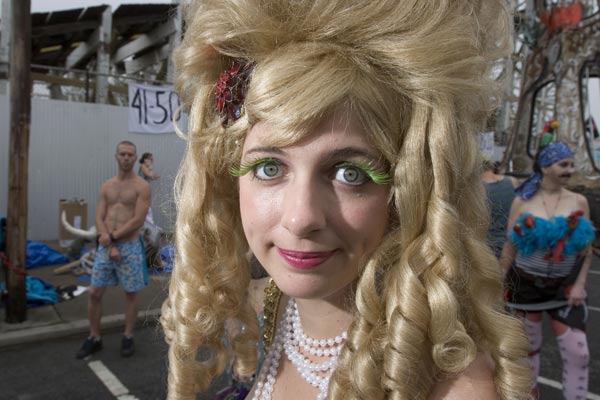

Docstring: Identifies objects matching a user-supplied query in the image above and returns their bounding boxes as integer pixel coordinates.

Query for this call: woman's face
[238,112,390,302]
[542,157,575,185]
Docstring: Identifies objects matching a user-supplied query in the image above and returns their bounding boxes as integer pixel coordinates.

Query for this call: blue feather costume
[510,213,594,257]
[505,210,595,329]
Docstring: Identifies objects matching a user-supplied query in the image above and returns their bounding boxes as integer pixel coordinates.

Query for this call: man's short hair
[116,140,137,153]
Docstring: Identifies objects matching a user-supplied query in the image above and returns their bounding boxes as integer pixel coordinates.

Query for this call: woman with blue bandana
[501,141,595,399]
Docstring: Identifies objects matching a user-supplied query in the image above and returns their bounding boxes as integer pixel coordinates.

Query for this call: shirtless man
[76,140,151,359]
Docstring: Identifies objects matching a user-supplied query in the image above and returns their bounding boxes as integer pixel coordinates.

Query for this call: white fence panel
[0,92,186,241]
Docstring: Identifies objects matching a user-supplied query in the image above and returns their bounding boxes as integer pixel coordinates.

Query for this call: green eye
[335,165,367,185]
[229,157,282,180]
[255,161,282,180]
[335,162,391,186]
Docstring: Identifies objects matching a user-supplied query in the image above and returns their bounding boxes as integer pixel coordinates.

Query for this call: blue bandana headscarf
[514,141,574,200]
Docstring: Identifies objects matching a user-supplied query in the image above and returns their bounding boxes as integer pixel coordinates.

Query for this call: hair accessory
[537,141,573,169]
[543,120,560,134]
[514,141,573,199]
[539,120,560,148]
[214,60,254,127]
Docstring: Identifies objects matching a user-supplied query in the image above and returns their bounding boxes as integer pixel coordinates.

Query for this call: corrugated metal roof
[29,4,176,67]
[32,5,108,30]
[112,4,177,56]
[31,6,109,66]
[113,3,175,19]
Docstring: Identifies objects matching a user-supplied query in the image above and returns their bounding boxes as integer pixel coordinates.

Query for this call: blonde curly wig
[161,0,532,399]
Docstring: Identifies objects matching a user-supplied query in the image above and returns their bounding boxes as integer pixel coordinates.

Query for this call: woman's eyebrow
[327,147,381,162]
[244,145,381,162]
[244,146,286,157]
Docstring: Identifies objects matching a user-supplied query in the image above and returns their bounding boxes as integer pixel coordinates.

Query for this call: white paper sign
[128,82,185,134]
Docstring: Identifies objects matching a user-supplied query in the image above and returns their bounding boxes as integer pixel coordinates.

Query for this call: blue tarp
[161,244,175,264]
[158,244,174,273]
[25,276,58,306]
[0,276,58,307]
[26,240,69,268]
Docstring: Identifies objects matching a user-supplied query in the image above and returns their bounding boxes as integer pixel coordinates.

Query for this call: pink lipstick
[277,248,335,270]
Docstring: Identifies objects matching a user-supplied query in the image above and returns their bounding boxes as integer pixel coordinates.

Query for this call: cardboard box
[58,199,88,249]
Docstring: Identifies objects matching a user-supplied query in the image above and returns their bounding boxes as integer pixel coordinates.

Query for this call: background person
[76,140,151,359]
[161,1,531,399]
[501,141,594,399]
[139,152,160,181]
[138,152,159,224]
[482,160,519,258]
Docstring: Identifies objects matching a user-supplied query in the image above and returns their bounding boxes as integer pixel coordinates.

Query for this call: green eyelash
[337,161,391,185]
[229,157,277,177]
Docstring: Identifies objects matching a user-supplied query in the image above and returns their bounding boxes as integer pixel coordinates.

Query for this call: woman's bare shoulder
[248,277,271,314]
[429,353,498,400]
[572,191,590,209]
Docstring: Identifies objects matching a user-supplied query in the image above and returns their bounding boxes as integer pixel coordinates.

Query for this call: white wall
[0,89,186,240]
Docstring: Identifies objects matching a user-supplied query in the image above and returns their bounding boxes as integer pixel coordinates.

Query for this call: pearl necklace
[252,298,348,400]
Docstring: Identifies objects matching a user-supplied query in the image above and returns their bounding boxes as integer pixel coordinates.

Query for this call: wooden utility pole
[6,0,31,322]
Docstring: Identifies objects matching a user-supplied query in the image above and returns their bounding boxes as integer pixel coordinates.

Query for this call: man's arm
[110,182,151,241]
[95,183,112,247]
[141,164,158,180]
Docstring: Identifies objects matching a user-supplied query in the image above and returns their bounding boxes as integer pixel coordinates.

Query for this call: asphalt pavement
[2,249,600,399]
[0,256,169,348]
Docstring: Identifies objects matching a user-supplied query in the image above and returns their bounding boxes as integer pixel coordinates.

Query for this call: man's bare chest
[106,183,139,207]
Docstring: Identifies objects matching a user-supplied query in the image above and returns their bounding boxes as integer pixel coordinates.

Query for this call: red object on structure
[541,2,582,34]
[0,252,28,276]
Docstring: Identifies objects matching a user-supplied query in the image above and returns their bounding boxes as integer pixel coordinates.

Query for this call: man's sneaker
[76,337,102,359]
[121,336,135,357]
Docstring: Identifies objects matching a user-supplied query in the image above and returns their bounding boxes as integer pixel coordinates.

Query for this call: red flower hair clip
[214,60,254,127]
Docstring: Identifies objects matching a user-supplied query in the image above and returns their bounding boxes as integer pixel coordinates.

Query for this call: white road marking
[588,270,600,275]
[538,376,600,400]
[88,360,140,400]
[589,305,600,313]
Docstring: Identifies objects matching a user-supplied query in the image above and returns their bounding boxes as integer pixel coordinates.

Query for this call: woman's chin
[272,276,352,303]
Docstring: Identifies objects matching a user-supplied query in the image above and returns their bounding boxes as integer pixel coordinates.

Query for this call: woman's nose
[280,176,326,237]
